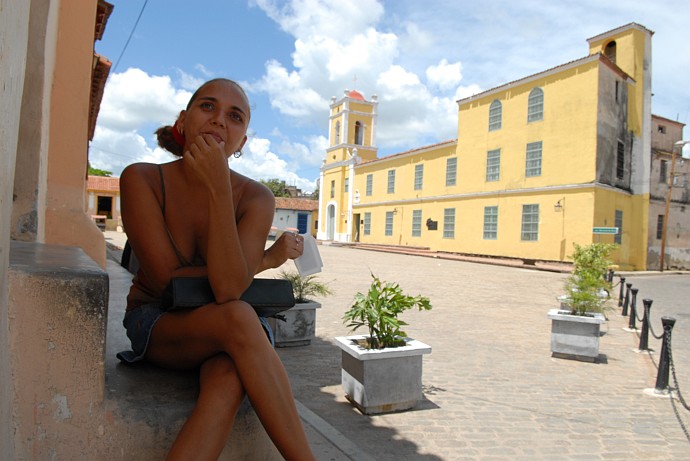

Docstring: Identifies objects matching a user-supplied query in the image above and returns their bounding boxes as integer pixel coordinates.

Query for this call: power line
[111,0,150,75]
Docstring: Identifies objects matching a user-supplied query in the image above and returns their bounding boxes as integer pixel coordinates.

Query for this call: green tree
[88,164,112,177]
[260,178,291,197]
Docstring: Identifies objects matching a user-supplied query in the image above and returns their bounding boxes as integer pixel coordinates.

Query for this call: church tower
[317,89,378,241]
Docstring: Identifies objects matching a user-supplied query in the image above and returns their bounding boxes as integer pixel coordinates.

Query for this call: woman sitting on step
[118,78,315,461]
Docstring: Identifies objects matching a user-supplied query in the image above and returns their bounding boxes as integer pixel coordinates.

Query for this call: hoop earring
[234,150,243,158]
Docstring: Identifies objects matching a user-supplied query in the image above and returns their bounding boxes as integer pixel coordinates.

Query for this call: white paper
[294,233,323,276]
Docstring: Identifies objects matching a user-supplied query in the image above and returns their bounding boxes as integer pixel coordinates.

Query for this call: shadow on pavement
[278,336,445,461]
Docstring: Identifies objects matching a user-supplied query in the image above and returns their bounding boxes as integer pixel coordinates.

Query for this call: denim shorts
[116,303,275,363]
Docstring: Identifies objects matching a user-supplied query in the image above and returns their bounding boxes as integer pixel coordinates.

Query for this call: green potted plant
[548,242,616,362]
[335,273,432,414]
[267,270,332,347]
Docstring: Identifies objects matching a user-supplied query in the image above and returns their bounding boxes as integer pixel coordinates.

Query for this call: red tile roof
[275,197,318,211]
[87,175,120,192]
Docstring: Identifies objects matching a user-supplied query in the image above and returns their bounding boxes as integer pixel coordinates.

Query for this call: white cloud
[90,126,175,176]
[426,59,463,91]
[276,135,328,169]
[252,0,383,40]
[249,0,468,153]
[98,68,189,132]
[455,84,483,101]
[178,69,206,91]
[236,137,317,192]
[248,60,327,120]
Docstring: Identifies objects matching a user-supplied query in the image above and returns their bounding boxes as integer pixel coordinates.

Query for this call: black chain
[667,328,690,443]
[648,318,664,340]
[635,304,645,323]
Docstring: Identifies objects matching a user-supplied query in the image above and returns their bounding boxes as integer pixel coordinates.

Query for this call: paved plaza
[104,231,690,460]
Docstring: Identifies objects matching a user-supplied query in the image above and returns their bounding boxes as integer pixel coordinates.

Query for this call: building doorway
[97,195,113,218]
[297,213,309,234]
[327,204,335,240]
[352,213,360,242]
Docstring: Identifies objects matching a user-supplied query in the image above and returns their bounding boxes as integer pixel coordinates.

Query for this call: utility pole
[660,140,689,271]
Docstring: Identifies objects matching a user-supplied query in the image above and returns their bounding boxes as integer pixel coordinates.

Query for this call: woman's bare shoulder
[121,161,180,187]
[232,171,274,203]
[121,162,158,182]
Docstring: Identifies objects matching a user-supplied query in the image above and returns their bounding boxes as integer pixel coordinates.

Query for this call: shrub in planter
[267,271,332,347]
[343,273,432,348]
[562,242,616,316]
[549,242,617,362]
[279,270,332,304]
[336,274,432,414]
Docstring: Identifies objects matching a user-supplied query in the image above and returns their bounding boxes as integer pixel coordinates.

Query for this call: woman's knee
[214,300,268,348]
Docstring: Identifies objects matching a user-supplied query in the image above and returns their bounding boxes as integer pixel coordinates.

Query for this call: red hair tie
[172,119,186,147]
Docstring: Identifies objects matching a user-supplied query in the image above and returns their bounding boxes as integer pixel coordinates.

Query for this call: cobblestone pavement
[265,244,690,461]
[104,232,690,460]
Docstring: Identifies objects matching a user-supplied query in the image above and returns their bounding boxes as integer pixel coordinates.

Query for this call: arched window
[527,88,544,122]
[354,121,364,145]
[604,41,616,64]
[334,121,341,144]
[488,100,502,131]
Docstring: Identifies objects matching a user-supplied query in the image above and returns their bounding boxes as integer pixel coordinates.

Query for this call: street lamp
[659,140,689,271]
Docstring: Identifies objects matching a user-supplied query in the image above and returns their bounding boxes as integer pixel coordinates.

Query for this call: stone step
[104,260,282,460]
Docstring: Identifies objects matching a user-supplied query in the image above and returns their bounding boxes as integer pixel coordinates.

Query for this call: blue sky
[92,0,690,192]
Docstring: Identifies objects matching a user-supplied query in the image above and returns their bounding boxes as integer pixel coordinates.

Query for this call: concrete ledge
[104,260,282,460]
[8,241,108,459]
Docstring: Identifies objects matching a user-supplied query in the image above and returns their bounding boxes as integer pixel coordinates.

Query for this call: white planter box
[335,335,431,414]
[267,301,321,347]
[548,309,606,362]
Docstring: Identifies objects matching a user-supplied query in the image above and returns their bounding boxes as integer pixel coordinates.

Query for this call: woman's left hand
[262,232,304,271]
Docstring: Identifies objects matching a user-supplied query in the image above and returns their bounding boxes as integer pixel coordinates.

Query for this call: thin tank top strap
[158,164,166,218]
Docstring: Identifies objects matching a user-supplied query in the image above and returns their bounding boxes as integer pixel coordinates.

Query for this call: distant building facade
[648,115,688,269]
[318,23,687,271]
[273,197,319,237]
[86,175,121,230]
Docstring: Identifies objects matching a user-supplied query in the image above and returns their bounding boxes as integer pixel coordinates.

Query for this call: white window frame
[521,204,539,241]
[486,149,501,182]
[412,209,422,237]
[414,164,424,190]
[527,88,544,122]
[489,100,502,131]
[446,157,457,186]
[443,208,455,239]
[387,169,396,194]
[385,211,394,236]
[525,141,542,177]
[483,206,498,240]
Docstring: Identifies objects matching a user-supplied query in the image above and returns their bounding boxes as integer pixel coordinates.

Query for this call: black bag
[162,277,295,318]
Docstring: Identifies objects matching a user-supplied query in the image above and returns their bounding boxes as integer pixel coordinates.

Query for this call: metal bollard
[654,317,677,393]
[621,282,632,316]
[628,288,638,330]
[607,269,614,283]
[638,299,652,351]
[618,276,626,307]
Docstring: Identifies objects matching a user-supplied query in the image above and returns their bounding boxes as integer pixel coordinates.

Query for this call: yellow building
[318,23,657,270]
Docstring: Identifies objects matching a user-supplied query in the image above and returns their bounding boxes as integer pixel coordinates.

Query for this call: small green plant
[279,270,333,303]
[343,273,431,349]
[564,242,616,316]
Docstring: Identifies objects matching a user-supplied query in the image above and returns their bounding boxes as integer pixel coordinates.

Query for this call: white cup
[294,234,323,276]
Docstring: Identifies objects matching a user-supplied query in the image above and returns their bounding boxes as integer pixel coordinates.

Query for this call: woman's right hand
[183,134,231,191]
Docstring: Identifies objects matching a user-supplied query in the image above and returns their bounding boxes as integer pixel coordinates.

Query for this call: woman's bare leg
[166,354,245,461]
[147,302,315,461]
